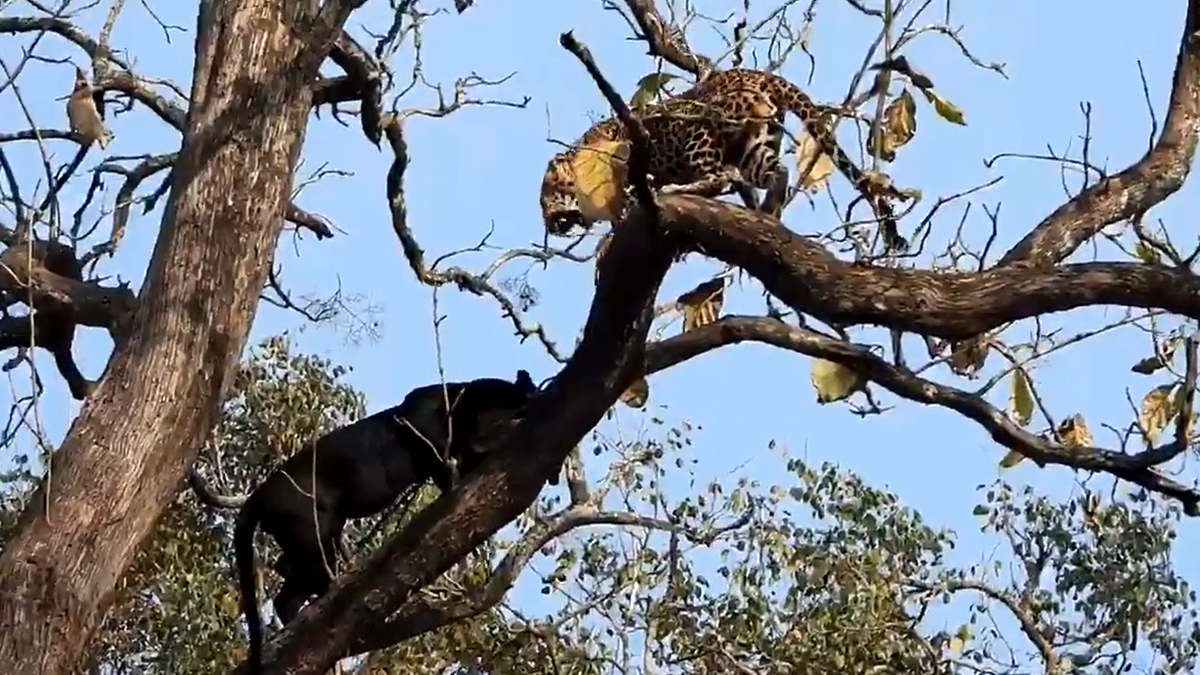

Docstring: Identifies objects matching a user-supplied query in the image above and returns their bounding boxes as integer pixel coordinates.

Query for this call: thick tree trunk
[0,2,336,673]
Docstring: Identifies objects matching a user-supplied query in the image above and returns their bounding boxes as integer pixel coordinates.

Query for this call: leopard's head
[540,153,592,236]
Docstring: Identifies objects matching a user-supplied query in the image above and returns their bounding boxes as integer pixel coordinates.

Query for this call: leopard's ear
[514,369,535,391]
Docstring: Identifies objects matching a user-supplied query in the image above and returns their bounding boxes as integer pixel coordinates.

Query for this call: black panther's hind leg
[273,570,330,626]
[267,511,342,625]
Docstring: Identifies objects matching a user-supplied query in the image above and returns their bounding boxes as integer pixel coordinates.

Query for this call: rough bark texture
[0,2,349,673]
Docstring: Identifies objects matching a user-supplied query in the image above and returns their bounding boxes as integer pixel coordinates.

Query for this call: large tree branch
[990,0,1200,269]
[0,246,135,336]
[656,195,1200,340]
[641,315,1200,513]
[618,0,712,79]
[248,208,674,674]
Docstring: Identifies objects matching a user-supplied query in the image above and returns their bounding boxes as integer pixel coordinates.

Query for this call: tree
[0,0,368,672]
[1,0,1200,673]
[47,337,1197,674]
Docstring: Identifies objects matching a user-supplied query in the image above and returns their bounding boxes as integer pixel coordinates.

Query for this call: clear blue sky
[4,0,1200,664]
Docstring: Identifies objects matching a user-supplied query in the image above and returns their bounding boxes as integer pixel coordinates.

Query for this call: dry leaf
[794,132,836,192]
[1138,383,1177,445]
[66,66,113,149]
[1131,338,1179,375]
[676,278,725,333]
[1131,354,1171,375]
[619,377,649,408]
[947,624,972,653]
[866,89,917,162]
[571,139,630,222]
[920,89,967,126]
[1053,414,1094,448]
[1008,368,1034,427]
[810,358,863,404]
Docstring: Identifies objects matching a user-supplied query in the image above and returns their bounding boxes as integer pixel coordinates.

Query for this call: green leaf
[630,72,677,109]
[920,88,967,125]
[1134,240,1161,265]
[998,449,1027,469]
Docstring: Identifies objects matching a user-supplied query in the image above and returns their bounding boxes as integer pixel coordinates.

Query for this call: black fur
[236,369,536,672]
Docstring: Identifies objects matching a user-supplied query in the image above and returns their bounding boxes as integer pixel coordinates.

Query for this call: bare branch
[616,0,713,79]
[352,503,753,653]
[991,0,1200,269]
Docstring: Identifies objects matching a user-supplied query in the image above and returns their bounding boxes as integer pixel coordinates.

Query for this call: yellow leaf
[921,89,967,126]
[810,358,863,404]
[676,278,725,333]
[630,72,677,110]
[1139,383,1177,445]
[619,377,649,408]
[794,131,836,192]
[571,139,630,223]
[1009,368,1034,426]
[998,449,1027,469]
[1053,414,1094,448]
[866,89,917,162]
[1134,241,1161,265]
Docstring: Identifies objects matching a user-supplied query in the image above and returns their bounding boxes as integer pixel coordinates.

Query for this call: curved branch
[991,0,1200,270]
[907,580,1056,671]
[619,0,712,79]
[0,245,135,337]
[354,505,753,653]
[381,116,569,361]
[641,315,1200,513]
[0,17,131,68]
[656,195,1200,340]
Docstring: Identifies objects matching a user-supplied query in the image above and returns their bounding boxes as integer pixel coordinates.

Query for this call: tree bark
[0,2,343,673]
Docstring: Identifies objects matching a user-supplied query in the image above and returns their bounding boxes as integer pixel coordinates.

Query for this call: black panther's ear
[515,369,535,390]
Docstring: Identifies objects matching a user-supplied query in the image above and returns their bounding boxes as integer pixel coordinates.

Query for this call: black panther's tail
[234,498,264,674]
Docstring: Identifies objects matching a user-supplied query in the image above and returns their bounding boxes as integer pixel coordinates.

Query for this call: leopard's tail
[234,496,265,674]
[771,72,906,250]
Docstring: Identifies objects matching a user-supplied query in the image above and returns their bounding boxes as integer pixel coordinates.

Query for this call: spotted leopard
[540,68,908,249]
[541,94,785,230]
